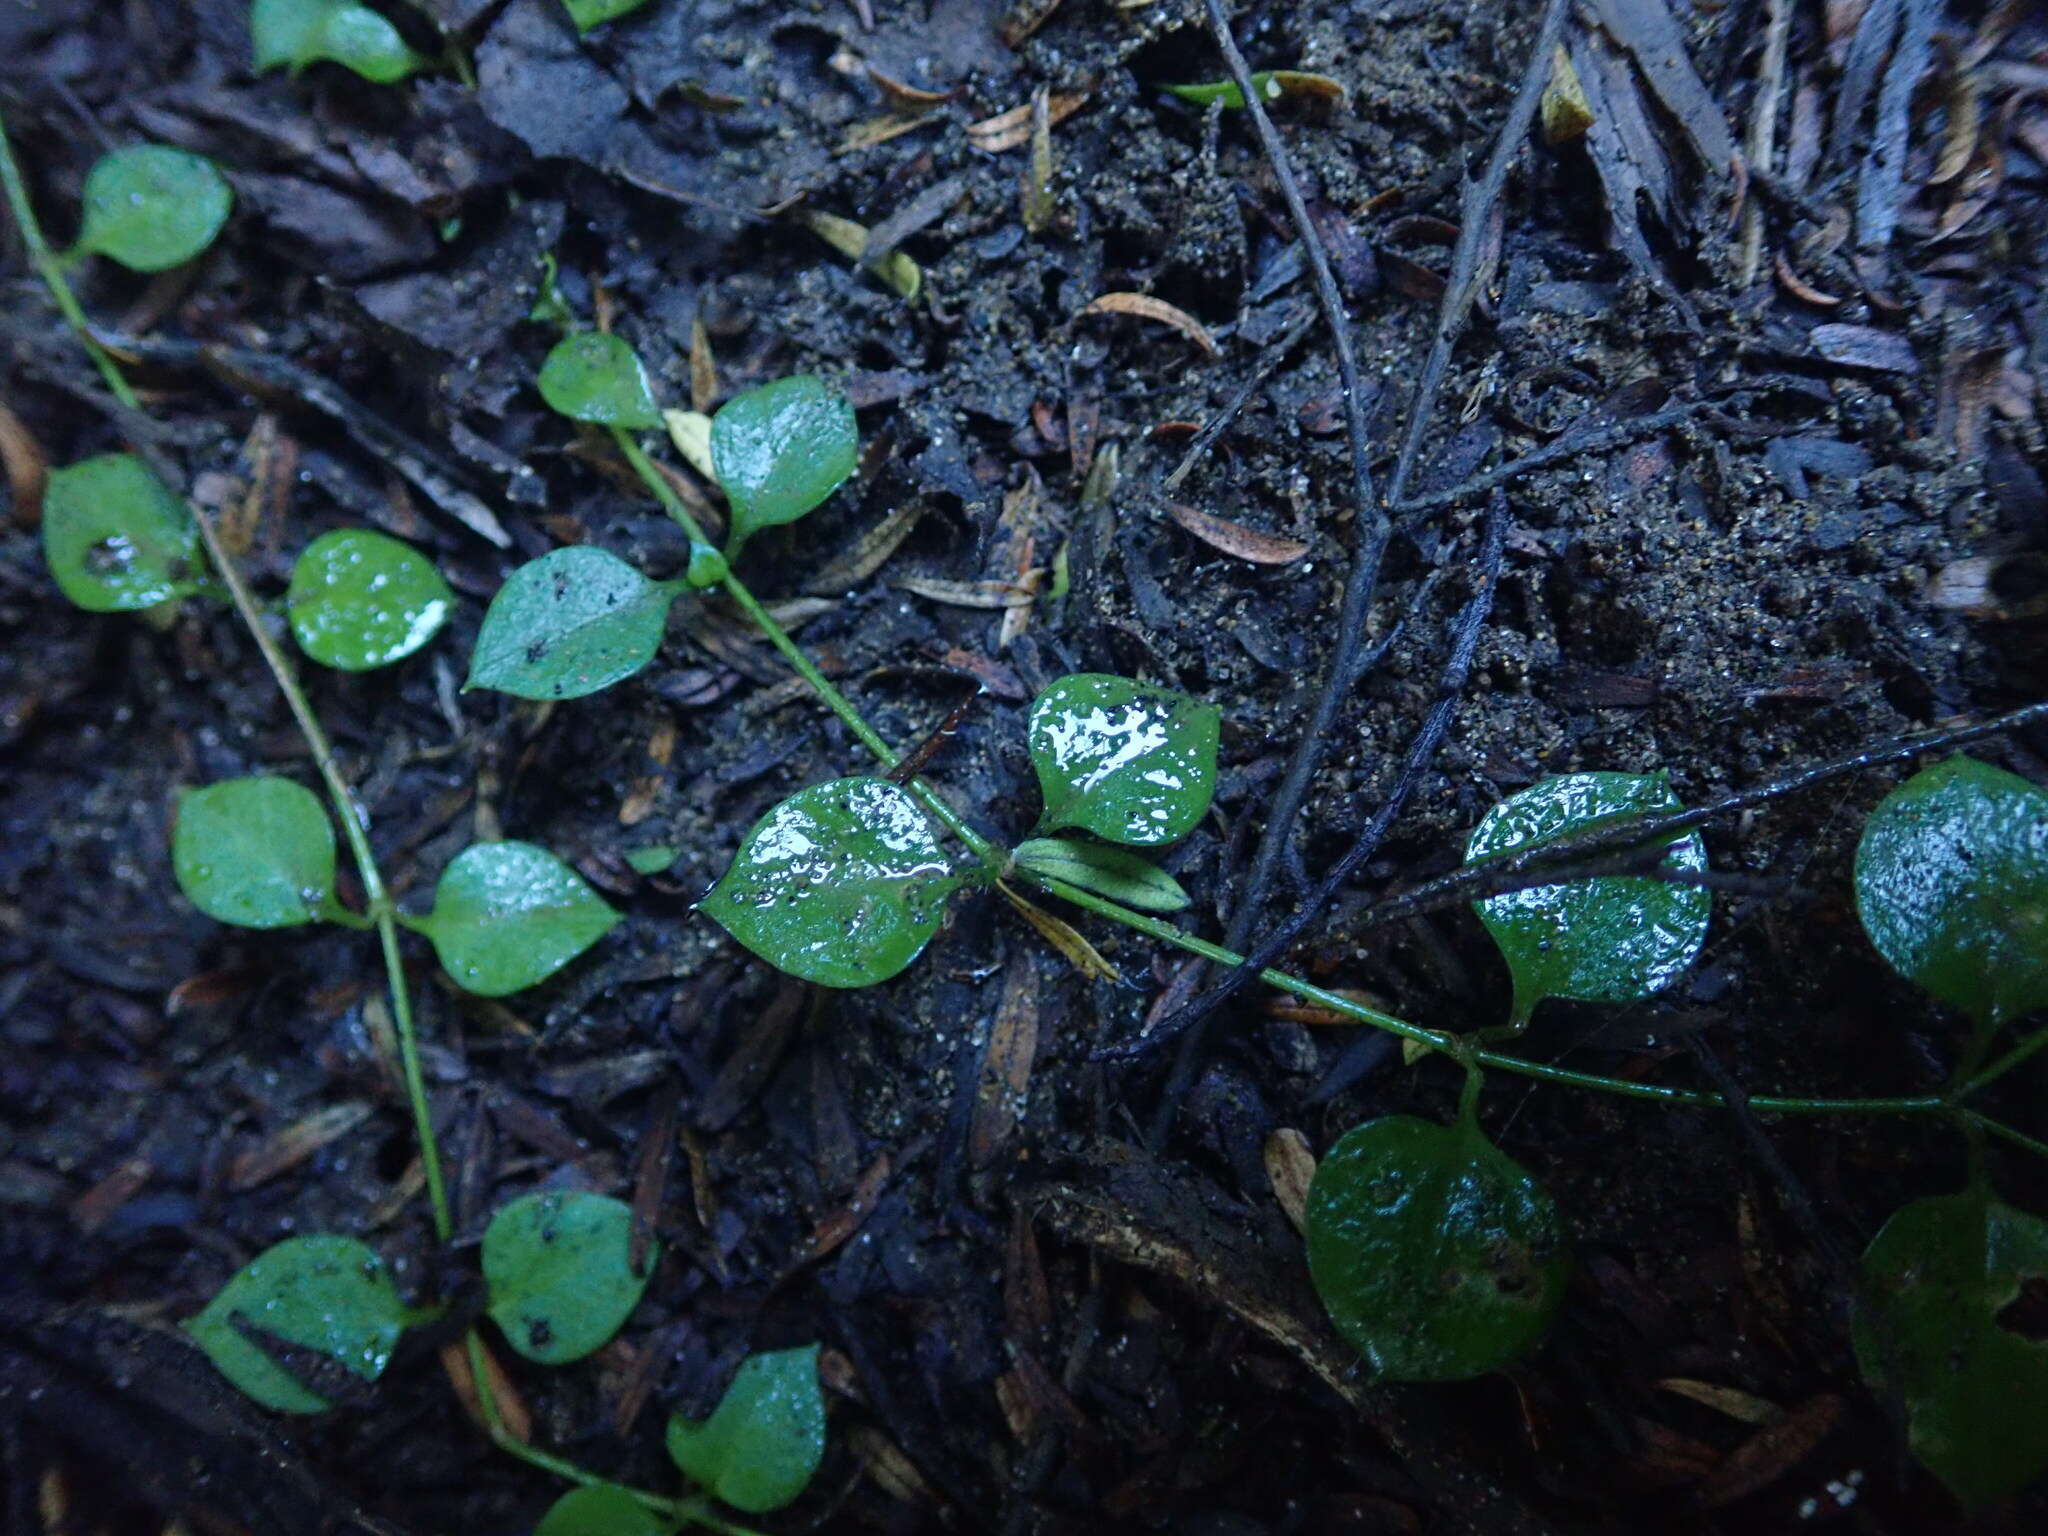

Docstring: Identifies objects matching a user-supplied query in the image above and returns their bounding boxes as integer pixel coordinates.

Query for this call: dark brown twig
[1122,499,1507,1071]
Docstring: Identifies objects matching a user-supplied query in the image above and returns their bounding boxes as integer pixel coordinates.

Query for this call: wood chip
[1657,1376,1784,1425]
[1812,321,1919,373]
[795,1150,891,1268]
[1165,502,1310,564]
[970,958,1040,1171]
[1081,292,1219,356]
[228,1101,374,1191]
[1699,1393,1844,1507]
[688,316,718,413]
[849,1424,939,1506]
[865,63,963,110]
[0,397,49,526]
[967,91,1089,153]
[71,1155,153,1236]
[1263,1129,1315,1234]
[1541,44,1594,144]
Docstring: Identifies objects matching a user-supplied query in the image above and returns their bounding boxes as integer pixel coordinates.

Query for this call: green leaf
[42,454,205,612]
[666,1345,826,1514]
[625,845,677,875]
[1851,1190,2048,1509]
[536,332,664,429]
[701,778,958,988]
[483,1191,652,1365]
[250,0,429,84]
[73,146,232,271]
[710,375,858,557]
[186,1234,406,1414]
[467,547,678,700]
[1011,836,1191,913]
[174,777,338,929]
[1305,1115,1568,1382]
[1164,72,1278,108]
[1854,756,2048,1029]
[1465,772,1710,1028]
[534,1485,667,1536]
[411,841,619,997]
[560,0,652,34]
[1026,674,1220,846]
[287,528,452,671]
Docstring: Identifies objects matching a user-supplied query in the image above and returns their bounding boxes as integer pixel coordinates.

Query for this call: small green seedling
[1851,1188,2048,1508]
[1027,673,1220,846]
[1011,836,1191,913]
[561,0,654,35]
[710,374,858,558]
[537,331,664,429]
[287,528,452,671]
[1855,755,2048,1031]
[534,1485,667,1536]
[1305,1110,1568,1381]
[666,1345,827,1513]
[1465,772,1710,1030]
[467,546,682,700]
[250,0,429,83]
[702,778,959,987]
[1163,71,1347,109]
[70,146,232,272]
[42,454,206,612]
[483,1191,651,1364]
[403,842,620,997]
[187,1234,407,1413]
[174,776,342,929]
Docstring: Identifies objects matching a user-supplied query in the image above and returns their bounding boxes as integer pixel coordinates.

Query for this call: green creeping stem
[0,110,140,408]
[603,423,2019,1136]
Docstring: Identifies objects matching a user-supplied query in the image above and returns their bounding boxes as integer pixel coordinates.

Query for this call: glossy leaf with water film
[410,842,619,996]
[536,331,663,429]
[1026,674,1219,847]
[287,528,451,671]
[467,546,678,700]
[665,1345,826,1513]
[42,454,206,612]
[710,375,858,556]
[173,777,339,929]
[701,778,957,987]
[483,1191,651,1365]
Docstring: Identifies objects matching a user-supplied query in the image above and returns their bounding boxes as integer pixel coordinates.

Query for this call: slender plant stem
[1966,1109,2048,1164]
[612,428,1005,869]
[0,109,142,409]
[1956,1020,2048,1101]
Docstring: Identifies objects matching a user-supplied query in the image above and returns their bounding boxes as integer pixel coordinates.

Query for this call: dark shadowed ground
[5,1,2048,1532]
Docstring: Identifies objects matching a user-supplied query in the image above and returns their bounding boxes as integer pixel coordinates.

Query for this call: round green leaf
[1852,1191,2048,1509]
[534,1485,667,1536]
[1854,756,2048,1029]
[467,546,678,700]
[250,0,429,84]
[700,778,958,988]
[1466,772,1710,1028]
[710,375,858,556]
[537,332,664,429]
[287,528,452,671]
[74,146,232,271]
[413,841,619,997]
[42,454,205,612]
[1305,1116,1568,1382]
[483,1191,652,1365]
[185,1234,406,1414]
[1012,836,1191,913]
[666,1345,826,1514]
[560,0,652,33]
[1026,674,1220,847]
[174,777,338,929]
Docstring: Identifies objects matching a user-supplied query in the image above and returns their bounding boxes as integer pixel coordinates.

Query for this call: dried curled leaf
[1165,502,1310,564]
[1081,293,1219,357]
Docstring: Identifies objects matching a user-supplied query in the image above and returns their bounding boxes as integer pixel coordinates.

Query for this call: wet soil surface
[6,1,2048,1532]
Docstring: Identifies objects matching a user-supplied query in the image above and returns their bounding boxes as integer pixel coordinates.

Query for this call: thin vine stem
[1956,1019,2048,1101]
[0,109,142,409]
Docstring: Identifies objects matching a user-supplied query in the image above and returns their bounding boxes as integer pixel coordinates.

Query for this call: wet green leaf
[710,375,858,557]
[533,1485,666,1536]
[483,1191,651,1365]
[701,778,957,988]
[73,146,232,271]
[250,0,429,83]
[1163,70,1347,109]
[42,454,205,612]
[1305,1115,1568,1382]
[1026,674,1219,846]
[1011,836,1191,913]
[467,547,679,700]
[1466,772,1710,1028]
[1854,756,2048,1029]
[287,528,452,671]
[174,777,338,929]
[625,845,677,875]
[1852,1190,2048,1509]
[560,0,651,33]
[186,1234,406,1414]
[536,332,663,429]
[666,1345,826,1513]
[411,842,619,997]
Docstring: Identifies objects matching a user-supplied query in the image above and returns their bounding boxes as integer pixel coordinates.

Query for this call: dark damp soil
[5,1,2048,1533]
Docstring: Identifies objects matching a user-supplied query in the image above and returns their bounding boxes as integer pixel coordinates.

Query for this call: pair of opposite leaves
[1307,757,2048,1514]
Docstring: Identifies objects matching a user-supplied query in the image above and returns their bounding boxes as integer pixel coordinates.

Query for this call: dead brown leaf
[0,398,48,525]
[1082,292,1219,357]
[970,958,1040,1171]
[228,1102,374,1191]
[966,90,1089,153]
[896,574,1039,609]
[1263,1129,1315,1234]
[998,881,1119,982]
[1166,501,1310,564]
